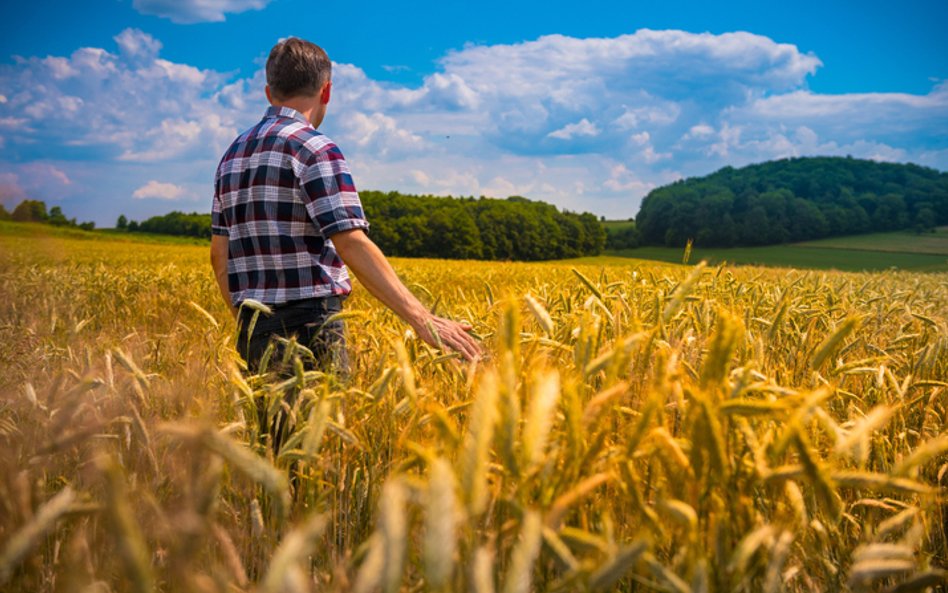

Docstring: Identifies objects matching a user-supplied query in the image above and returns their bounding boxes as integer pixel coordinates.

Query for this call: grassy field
[1,227,946,592]
[605,227,948,273]
[0,220,209,246]
[7,220,947,272]
[796,227,948,255]
[602,219,636,232]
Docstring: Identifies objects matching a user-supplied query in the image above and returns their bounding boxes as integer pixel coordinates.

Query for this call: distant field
[603,245,948,272]
[0,220,208,245]
[601,219,636,232]
[796,226,948,255]
[4,220,948,272]
[604,227,948,272]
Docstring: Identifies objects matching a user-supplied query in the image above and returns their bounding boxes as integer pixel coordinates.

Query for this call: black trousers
[236,296,348,376]
[236,296,348,456]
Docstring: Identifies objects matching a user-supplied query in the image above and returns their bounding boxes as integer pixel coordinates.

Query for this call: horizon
[1,0,947,226]
[6,154,945,227]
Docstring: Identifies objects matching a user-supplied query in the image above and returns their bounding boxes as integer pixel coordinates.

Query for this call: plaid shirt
[212,106,369,306]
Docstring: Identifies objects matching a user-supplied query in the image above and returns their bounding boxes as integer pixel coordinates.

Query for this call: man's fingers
[451,327,483,361]
[441,327,478,361]
[419,316,483,361]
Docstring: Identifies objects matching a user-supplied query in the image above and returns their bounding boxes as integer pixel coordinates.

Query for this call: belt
[239,295,344,316]
[270,295,343,311]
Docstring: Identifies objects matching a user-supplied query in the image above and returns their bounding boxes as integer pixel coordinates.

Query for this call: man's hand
[412,314,482,362]
[332,229,483,361]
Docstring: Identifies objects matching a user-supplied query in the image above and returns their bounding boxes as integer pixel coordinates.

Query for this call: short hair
[265,37,331,100]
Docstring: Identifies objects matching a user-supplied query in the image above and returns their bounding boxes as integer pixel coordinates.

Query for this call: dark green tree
[633,157,948,247]
[914,205,936,233]
[48,206,70,226]
[12,200,49,222]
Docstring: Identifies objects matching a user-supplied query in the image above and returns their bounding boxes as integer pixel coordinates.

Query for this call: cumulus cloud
[548,119,600,140]
[0,28,231,162]
[337,112,425,157]
[132,180,187,200]
[0,28,945,223]
[114,28,162,61]
[132,0,272,24]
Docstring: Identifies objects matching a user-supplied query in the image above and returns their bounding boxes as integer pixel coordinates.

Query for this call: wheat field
[0,231,946,592]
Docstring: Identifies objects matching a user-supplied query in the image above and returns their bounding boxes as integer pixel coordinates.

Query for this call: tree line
[117,211,212,237]
[0,199,96,230]
[110,191,606,260]
[360,191,605,260]
[634,157,948,247]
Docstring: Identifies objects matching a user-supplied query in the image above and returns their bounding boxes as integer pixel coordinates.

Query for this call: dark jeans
[236,296,348,376]
[237,296,348,456]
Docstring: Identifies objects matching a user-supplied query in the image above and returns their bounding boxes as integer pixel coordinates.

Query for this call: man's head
[265,37,332,126]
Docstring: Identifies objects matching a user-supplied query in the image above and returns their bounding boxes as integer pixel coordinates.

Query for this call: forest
[634,157,948,247]
[359,191,605,260]
[0,199,96,230]
[112,192,606,260]
[0,191,606,261]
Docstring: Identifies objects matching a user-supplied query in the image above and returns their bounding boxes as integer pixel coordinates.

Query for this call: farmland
[602,227,948,273]
[1,226,946,592]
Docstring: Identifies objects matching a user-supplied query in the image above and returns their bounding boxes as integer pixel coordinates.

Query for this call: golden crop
[0,232,946,592]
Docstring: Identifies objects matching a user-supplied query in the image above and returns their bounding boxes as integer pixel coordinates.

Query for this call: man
[211,37,481,373]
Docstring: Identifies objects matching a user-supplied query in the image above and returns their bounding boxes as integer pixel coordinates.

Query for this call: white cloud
[132,180,186,200]
[548,118,600,140]
[1,29,226,163]
[24,163,71,186]
[0,117,27,129]
[604,164,655,193]
[114,28,162,60]
[614,103,681,129]
[338,112,424,157]
[118,115,235,162]
[43,57,79,79]
[132,0,272,23]
[151,59,207,85]
[0,28,945,224]
[409,170,430,186]
[641,146,672,163]
[685,123,715,139]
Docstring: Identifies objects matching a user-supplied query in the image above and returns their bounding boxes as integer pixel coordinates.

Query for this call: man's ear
[320,81,332,105]
[265,85,274,104]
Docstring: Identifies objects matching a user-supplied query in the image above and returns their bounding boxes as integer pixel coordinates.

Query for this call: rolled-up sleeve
[300,144,370,238]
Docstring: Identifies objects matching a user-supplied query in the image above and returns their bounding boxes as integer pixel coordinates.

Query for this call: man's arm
[210,235,237,319]
[331,229,482,361]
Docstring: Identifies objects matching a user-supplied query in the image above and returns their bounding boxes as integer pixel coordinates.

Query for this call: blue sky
[1,0,946,224]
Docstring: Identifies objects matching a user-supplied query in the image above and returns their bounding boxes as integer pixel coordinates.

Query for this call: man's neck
[271,95,323,128]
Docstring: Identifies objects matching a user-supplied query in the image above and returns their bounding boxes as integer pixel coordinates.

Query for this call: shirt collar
[263,105,310,125]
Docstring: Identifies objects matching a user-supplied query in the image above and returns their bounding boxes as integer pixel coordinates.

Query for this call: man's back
[209,36,482,367]
[212,106,369,306]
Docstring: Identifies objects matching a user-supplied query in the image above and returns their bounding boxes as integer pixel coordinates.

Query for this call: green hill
[635,157,948,247]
